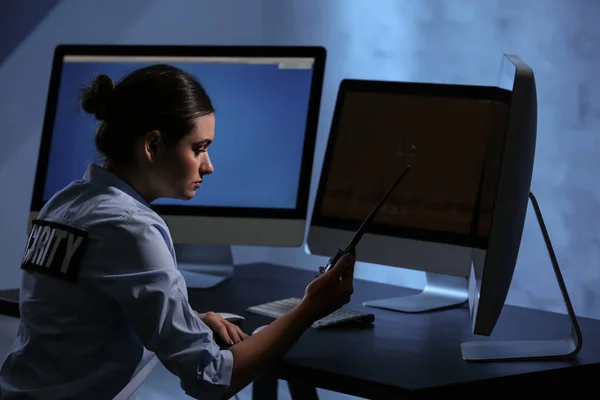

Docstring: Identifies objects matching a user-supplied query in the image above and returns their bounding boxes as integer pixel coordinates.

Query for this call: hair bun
[80,74,115,120]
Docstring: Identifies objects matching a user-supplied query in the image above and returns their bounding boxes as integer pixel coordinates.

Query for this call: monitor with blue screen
[30,44,326,287]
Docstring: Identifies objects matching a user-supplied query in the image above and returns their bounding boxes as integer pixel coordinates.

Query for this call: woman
[0,64,355,399]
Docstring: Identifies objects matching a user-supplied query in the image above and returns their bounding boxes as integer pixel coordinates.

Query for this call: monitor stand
[174,243,235,289]
[461,191,583,361]
[363,272,468,313]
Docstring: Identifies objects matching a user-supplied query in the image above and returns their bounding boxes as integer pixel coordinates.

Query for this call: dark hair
[79,64,214,164]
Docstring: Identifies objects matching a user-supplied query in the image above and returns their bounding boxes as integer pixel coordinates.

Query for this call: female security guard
[0,64,356,399]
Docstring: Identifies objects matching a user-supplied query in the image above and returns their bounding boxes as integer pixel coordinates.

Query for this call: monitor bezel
[470,54,538,336]
[31,44,326,220]
[310,78,513,250]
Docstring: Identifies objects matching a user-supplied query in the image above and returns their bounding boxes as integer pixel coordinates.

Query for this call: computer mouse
[216,312,245,324]
[252,325,268,335]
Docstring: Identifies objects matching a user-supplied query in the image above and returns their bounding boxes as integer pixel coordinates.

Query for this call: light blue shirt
[0,163,234,399]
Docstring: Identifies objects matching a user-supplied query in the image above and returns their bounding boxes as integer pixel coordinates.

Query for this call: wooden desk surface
[187,262,600,398]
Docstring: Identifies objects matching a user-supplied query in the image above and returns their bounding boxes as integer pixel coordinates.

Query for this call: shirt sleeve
[80,211,233,400]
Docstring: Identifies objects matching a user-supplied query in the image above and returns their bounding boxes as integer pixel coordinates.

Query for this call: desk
[187,263,600,399]
[2,264,599,398]
[0,289,19,318]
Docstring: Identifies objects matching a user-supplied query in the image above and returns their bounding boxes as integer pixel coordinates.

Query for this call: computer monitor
[462,55,582,361]
[466,55,537,338]
[29,44,326,288]
[307,67,516,313]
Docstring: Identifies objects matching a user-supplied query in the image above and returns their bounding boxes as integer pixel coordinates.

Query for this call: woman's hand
[302,251,356,321]
[194,311,248,346]
[217,253,355,399]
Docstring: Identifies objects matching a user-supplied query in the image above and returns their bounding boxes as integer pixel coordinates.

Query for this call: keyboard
[247,297,375,329]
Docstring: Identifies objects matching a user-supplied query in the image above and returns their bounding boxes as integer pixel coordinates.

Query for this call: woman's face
[157,113,215,200]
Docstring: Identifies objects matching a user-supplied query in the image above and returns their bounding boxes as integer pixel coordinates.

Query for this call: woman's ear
[144,130,162,162]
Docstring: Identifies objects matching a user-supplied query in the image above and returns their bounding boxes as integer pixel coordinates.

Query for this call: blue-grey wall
[264,0,600,320]
[1,0,599,324]
[0,0,61,64]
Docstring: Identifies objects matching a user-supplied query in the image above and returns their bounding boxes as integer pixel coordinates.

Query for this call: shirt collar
[83,162,151,208]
